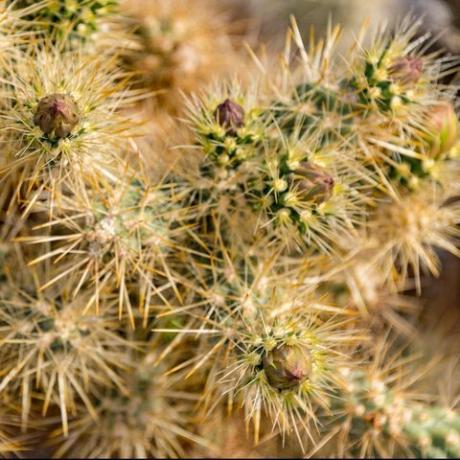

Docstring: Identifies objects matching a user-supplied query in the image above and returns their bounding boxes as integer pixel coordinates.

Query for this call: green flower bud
[263,344,311,390]
[33,93,80,139]
[214,99,244,135]
[389,56,423,85]
[293,162,335,205]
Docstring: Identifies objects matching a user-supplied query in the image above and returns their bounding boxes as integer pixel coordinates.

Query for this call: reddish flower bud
[34,93,80,139]
[389,56,423,85]
[263,345,311,390]
[426,101,459,156]
[214,99,244,135]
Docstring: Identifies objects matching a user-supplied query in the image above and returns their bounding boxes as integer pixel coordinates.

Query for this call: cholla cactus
[0,265,135,435]
[214,310,358,450]
[0,2,460,459]
[53,353,206,458]
[0,44,138,195]
[263,18,459,279]
[363,184,460,290]
[156,252,364,452]
[178,83,367,252]
[322,341,460,458]
[334,369,460,458]
[7,0,118,43]
[16,175,185,325]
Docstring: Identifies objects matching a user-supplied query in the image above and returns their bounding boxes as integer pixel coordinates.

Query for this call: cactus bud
[389,56,423,85]
[34,94,80,139]
[294,162,335,205]
[214,99,244,135]
[425,102,459,156]
[263,345,311,390]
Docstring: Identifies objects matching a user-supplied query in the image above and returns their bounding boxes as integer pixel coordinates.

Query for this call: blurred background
[241,0,460,55]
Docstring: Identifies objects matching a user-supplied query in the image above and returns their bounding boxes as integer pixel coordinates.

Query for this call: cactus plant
[53,353,205,458]
[0,1,459,459]
[320,342,460,458]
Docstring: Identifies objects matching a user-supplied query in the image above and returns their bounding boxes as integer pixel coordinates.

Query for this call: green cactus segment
[335,370,460,458]
[180,97,268,246]
[273,83,355,144]
[52,358,197,459]
[272,75,453,192]
[252,155,337,236]
[267,35,456,196]
[387,156,431,189]
[8,0,118,41]
[89,180,172,255]
[348,58,416,113]
[188,96,354,248]
[407,407,460,458]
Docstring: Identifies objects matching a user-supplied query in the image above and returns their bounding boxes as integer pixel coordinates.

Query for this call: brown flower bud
[263,345,311,390]
[294,162,335,205]
[33,93,80,139]
[214,99,244,135]
[389,56,423,85]
[426,101,459,156]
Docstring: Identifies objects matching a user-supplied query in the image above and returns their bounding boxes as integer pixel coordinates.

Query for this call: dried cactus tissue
[0,0,460,458]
